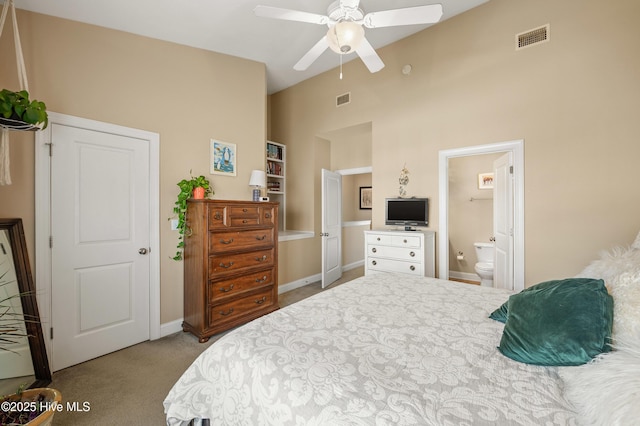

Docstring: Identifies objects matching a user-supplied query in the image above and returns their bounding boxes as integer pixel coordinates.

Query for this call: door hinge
[49,236,53,248]
[50,327,53,339]
[45,142,52,156]
[509,165,514,174]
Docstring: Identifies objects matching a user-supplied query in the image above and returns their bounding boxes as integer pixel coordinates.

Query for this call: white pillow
[559,337,640,426]
[633,231,640,250]
[609,271,640,343]
[575,246,640,285]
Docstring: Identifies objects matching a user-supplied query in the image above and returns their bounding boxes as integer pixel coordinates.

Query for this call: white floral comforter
[164,274,577,425]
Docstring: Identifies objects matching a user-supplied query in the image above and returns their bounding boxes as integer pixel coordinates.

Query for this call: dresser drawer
[366,245,422,261]
[260,206,276,226]
[209,229,274,252]
[367,257,423,276]
[208,268,274,303]
[366,233,422,248]
[208,206,228,229]
[228,206,260,227]
[208,248,274,276]
[208,287,275,326]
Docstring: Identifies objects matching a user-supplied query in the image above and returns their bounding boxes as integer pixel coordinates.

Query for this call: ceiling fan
[254,0,443,73]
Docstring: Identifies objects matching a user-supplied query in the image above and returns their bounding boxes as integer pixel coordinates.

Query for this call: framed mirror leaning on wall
[0,218,51,394]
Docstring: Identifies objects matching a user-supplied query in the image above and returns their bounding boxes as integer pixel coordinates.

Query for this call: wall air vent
[516,24,550,50]
[336,92,350,107]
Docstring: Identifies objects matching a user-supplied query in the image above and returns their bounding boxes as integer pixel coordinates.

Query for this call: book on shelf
[267,144,283,160]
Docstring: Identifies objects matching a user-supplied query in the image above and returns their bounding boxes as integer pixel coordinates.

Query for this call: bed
[164,274,581,425]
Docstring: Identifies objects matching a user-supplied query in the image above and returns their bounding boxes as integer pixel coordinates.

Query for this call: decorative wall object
[210,139,237,176]
[398,164,409,197]
[359,186,372,209]
[478,172,494,189]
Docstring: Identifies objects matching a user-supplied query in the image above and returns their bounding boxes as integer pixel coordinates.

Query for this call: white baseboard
[160,318,184,338]
[163,261,367,336]
[449,270,480,283]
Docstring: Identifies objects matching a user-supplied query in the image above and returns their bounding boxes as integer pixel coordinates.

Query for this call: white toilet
[473,242,495,287]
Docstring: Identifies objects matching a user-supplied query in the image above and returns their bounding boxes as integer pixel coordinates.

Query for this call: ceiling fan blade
[254,5,329,25]
[355,38,384,73]
[294,36,330,71]
[363,4,443,28]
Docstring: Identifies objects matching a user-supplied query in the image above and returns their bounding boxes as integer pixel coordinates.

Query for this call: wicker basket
[0,388,62,426]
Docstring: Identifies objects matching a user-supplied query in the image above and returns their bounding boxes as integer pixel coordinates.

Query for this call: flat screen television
[385,198,429,229]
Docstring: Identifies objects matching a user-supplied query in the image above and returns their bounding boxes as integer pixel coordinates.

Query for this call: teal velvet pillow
[489,279,573,323]
[497,278,613,366]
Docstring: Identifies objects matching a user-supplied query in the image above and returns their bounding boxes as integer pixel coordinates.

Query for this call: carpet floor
[49,267,362,425]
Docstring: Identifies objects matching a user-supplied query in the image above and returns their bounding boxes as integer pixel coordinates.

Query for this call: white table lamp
[249,170,266,201]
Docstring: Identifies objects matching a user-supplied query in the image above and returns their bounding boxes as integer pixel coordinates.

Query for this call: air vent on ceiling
[516,24,550,50]
[336,92,350,107]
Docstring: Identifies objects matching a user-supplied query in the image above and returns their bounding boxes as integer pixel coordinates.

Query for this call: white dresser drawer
[366,233,421,248]
[366,244,422,261]
[367,257,423,276]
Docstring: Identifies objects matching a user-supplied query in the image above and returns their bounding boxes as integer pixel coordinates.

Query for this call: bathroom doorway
[438,140,524,292]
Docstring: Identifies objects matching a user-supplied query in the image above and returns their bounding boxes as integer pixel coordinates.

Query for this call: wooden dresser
[183,199,279,342]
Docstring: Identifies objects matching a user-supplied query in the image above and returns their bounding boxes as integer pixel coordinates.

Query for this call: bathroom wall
[448,153,502,276]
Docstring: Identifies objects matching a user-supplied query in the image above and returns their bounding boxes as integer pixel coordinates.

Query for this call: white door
[321,169,342,288]
[493,152,514,290]
[50,124,150,370]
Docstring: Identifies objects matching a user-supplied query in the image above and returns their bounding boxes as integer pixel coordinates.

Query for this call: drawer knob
[256,275,268,283]
[219,283,235,293]
[255,296,267,305]
[377,237,380,241]
[243,208,248,212]
[243,219,248,223]
[265,213,271,218]
[220,308,234,316]
[371,247,377,253]
[372,260,377,266]
[410,265,415,271]
[255,255,268,262]
[410,251,415,257]
[219,261,234,269]
[255,235,266,241]
[403,239,408,244]
[214,212,222,220]
[220,238,234,245]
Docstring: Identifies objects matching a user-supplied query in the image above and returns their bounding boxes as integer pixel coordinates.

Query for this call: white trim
[438,140,525,292]
[278,260,363,294]
[278,230,314,242]
[448,270,480,283]
[336,166,372,176]
[35,112,161,367]
[342,220,371,227]
[160,319,184,338]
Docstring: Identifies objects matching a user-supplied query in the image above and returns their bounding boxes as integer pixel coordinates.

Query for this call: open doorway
[438,140,524,292]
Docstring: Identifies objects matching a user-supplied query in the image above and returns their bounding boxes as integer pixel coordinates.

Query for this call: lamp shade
[249,170,266,188]
[327,21,365,54]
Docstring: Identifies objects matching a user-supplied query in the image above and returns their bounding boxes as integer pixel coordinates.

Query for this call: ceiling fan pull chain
[339,54,343,80]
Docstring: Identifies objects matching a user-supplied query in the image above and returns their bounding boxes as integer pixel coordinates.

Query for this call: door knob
[138,248,148,255]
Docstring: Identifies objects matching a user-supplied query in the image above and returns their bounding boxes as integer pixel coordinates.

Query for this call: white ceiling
[12,0,489,94]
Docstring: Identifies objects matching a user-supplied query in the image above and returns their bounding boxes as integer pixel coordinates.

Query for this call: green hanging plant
[171,171,213,261]
[0,89,48,129]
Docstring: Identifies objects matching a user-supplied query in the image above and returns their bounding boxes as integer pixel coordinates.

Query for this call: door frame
[438,140,524,292]
[34,112,161,364]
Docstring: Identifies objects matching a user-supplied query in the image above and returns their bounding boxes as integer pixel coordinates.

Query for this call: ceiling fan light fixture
[327,21,364,54]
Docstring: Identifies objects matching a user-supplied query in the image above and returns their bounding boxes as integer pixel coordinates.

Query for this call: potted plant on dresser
[172,172,213,260]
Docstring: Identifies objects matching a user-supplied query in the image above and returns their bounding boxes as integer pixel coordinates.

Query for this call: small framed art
[359,186,372,209]
[478,172,494,189]
[210,139,237,176]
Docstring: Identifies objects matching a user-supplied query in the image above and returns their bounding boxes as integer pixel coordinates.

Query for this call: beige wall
[270,0,640,287]
[449,153,501,274]
[0,10,266,323]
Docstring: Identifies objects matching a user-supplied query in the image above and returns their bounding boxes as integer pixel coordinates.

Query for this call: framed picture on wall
[359,186,372,209]
[478,173,494,189]
[210,139,237,176]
